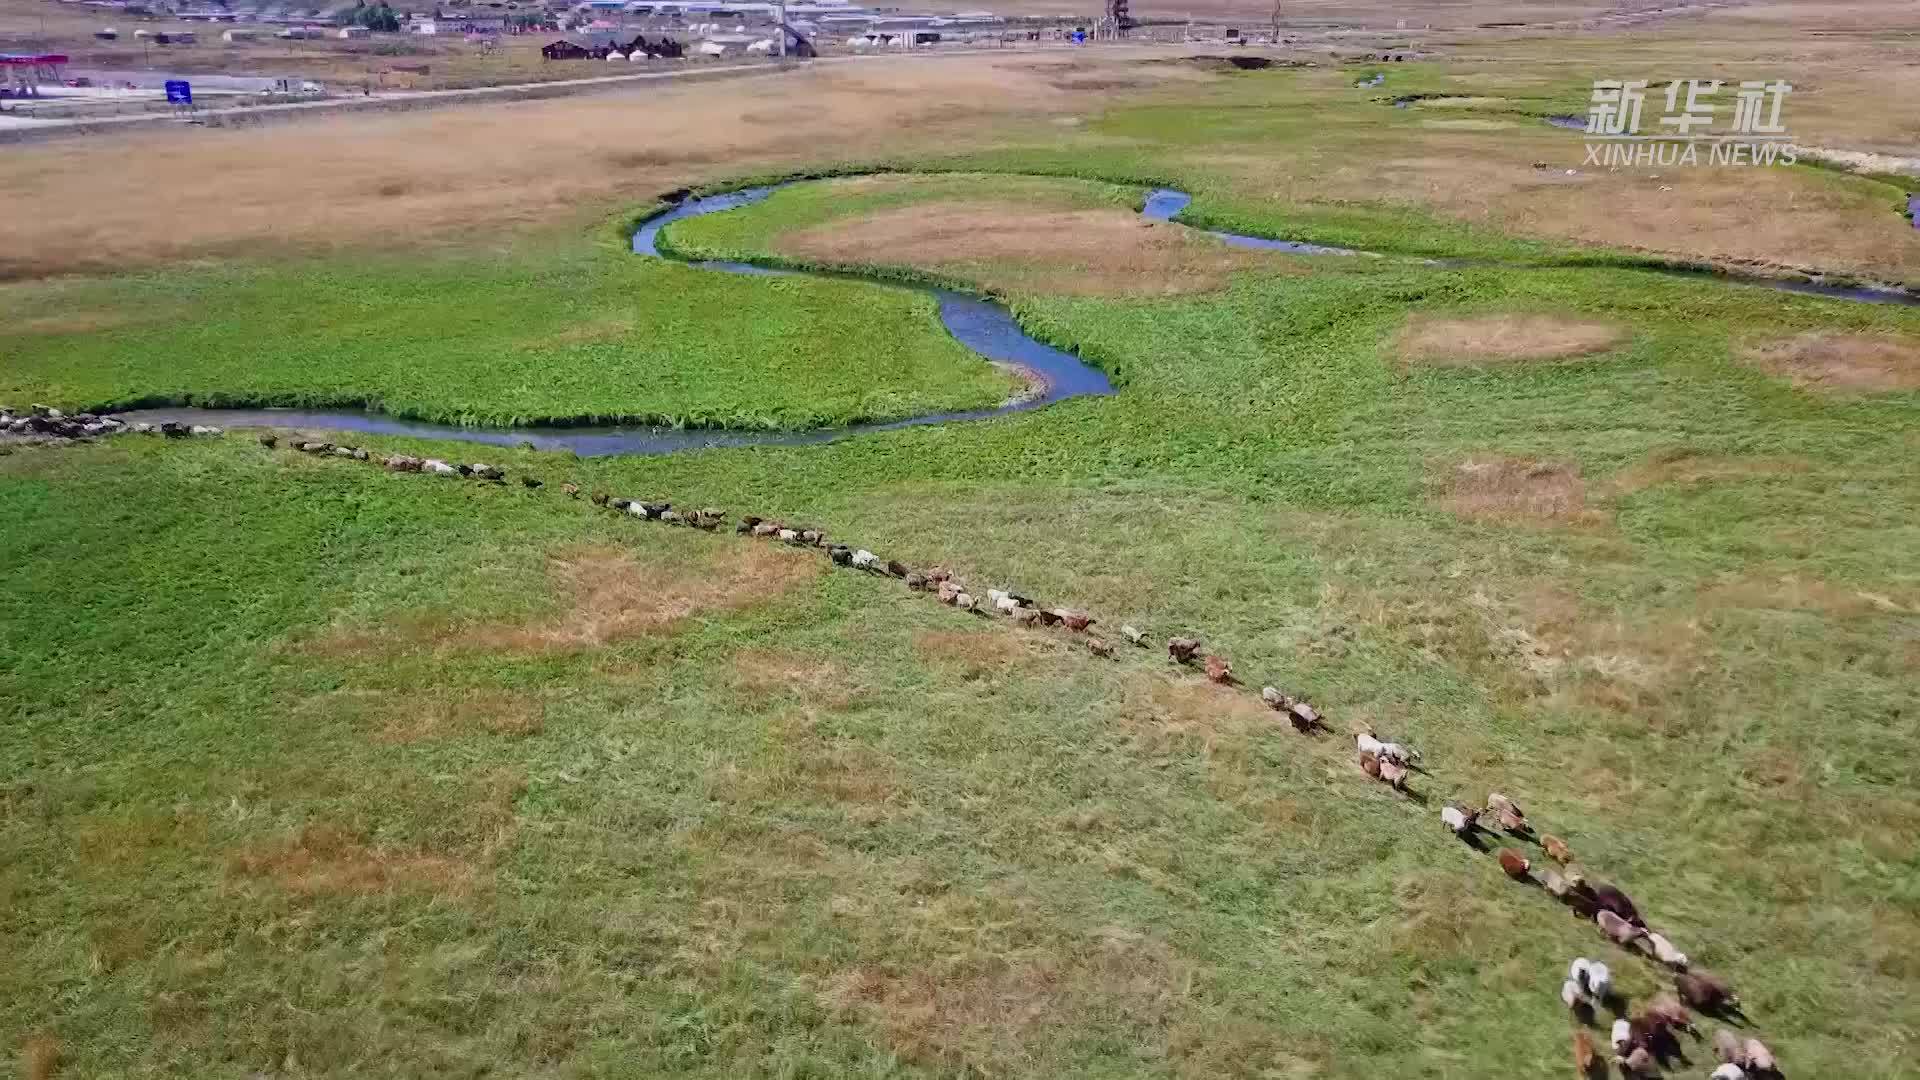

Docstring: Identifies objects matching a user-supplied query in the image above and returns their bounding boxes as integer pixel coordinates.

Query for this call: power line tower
[1105,0,1131,35]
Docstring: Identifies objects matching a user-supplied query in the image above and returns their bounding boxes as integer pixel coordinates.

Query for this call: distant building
[540,37,589,57]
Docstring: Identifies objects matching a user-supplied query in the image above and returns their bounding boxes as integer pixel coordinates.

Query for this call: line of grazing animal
[1640,930,1688,969]
[1570,957,1610,1001]
[1484,792,1530,835]
[1440,802,1479,838]
[1675,970,1739,1013]
[1591,882,1644,927]
[1596,909,1644,947]
[1712,1028,1779,1077]
[1542,833,1573,863]
[1572,1029,1596,1077]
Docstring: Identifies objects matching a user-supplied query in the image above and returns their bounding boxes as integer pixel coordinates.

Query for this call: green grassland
[6,65,1920,1079]
[0,233,1015,431]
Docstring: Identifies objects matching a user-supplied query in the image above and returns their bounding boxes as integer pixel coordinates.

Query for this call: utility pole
[775,0,785,57]
[1269,0,1281,43]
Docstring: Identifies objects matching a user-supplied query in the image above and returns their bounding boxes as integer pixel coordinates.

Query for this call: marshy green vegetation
[0,236,1015,432]
[5,53,1920,1079]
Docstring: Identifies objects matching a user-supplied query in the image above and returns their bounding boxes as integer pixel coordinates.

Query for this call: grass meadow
[6,23,1920,1078]
[0,231,1015,430]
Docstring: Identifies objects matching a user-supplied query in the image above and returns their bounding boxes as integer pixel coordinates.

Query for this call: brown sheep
[1573,1029,1596,1077]
[1643,993,1697,1036]
[1675,971,1738,1012]
[1204,655,1233,684]
[1167,637,1201,664]
[1542,834,1573,863]
[1592,883,1643,927]
[1497,848,1531,879]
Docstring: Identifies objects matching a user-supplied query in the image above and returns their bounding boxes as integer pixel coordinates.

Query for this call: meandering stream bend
[116,175,1919,453]
[119,182,1121,458]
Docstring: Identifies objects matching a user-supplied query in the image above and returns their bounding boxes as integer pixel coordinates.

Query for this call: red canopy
[0,54,70,65]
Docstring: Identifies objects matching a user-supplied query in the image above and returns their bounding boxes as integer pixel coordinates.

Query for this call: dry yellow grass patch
[226,823,477,897]
[20,1034,62,1080]
[821,930,1188,1074]
[1435,455,1599,524]
[1608,448,1811,495]
[729,647,850,696]
[1395,313,1626,367]
[0,53,1213,276]
[1385,871,1511,966]
[728,646,864,714]
[376,690,546,742]
[312,543,820,657]
[1420,118,1516,131]
[1739,331,1920,393]
[911,628,1048,678]
[1119,676,1275,742]
[776,202,1281,297]
[712,742,903,811]
[1408,96,1512,109]
[1697,574,1915,619]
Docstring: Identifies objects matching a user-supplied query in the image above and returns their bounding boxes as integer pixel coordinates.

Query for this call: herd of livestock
[13,414,1790,1077]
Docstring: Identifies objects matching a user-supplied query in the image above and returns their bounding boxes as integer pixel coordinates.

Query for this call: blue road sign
[164,79,192,105]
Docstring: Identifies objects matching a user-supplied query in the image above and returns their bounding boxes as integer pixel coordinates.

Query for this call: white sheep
[1710,1065,1745,1080]
[1610,1018,1633,1055]
[1356,732,1385,756]
[1569,957,1592,985]
[1439,804,1476,835]
[1645,931,1688,969]
[777,528,798,542]
[1377,741,1418,764]
[628,502,648,517]
[995,596,1021,615]
[1560,979,1588,1012]
[851,550,880,570]
[1597,909,1643,946]
[423,459,459,475]
[1582,960,1611,1001]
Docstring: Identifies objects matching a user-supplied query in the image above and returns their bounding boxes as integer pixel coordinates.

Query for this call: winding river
[115,175,1917,455]
[117,183,1122,458]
